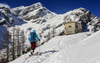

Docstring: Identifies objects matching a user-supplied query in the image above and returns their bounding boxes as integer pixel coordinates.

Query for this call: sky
[0,0,100,17]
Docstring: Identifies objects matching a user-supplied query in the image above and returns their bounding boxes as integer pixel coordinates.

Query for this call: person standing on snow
[28,30,40,55]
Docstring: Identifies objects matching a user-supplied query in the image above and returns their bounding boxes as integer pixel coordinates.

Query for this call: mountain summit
[11,2,56,21]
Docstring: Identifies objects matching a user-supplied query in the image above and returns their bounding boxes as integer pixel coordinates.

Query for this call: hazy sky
[0,0,100,17]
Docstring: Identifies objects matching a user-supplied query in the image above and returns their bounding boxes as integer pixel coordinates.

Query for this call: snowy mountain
[10,6,100,44]
[0,3,97,46]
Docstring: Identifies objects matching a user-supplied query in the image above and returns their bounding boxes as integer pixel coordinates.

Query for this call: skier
[28,30,40,55]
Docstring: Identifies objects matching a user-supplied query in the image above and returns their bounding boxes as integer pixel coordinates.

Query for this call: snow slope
[10,30,100,63]
[69,30,100,63]
[9,32,88,63]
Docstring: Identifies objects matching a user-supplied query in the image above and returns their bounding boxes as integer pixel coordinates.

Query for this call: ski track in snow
[24,50,58,63]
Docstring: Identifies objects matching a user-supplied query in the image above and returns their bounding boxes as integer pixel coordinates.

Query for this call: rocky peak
[0,7,13,26]
[19,2,43,16]
[29,2,43,9]
[11,2,56,21]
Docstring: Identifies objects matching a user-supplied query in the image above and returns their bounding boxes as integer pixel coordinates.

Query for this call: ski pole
[39,41,41,53]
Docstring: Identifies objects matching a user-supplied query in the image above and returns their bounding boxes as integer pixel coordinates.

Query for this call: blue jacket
[28,30,40,42]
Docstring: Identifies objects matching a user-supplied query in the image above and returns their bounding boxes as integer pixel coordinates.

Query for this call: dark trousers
[31,42,36,50]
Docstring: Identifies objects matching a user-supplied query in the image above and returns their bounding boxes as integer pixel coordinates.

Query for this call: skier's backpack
[30,32,35,40]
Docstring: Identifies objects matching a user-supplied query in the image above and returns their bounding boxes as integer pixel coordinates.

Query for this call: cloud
[0,3,10,8]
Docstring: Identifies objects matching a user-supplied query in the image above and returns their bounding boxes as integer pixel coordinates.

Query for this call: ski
[25,52,39,60]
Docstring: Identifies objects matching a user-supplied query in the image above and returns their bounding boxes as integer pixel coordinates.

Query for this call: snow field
[10,32,88,63]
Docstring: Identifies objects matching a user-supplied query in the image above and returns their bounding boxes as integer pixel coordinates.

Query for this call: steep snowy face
[0,7,14,26]
[11,2,56,21]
